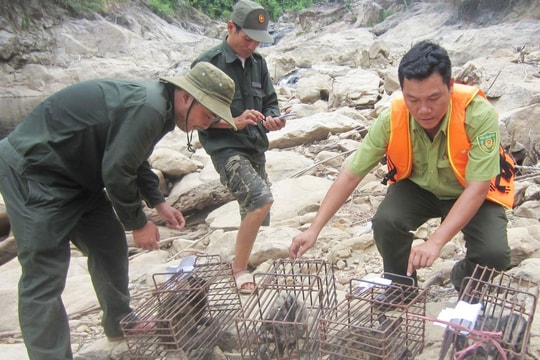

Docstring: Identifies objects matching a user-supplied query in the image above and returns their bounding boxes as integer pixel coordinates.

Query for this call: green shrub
[185,0,350,21]
[52,0,352,22]
[147,0,176,17]
[186,0,235,20]
[53,0,108,17]
[380,8,394,22]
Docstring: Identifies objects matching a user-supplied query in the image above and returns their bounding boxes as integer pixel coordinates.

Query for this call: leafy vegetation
[186,0,350,21]
[379,8,394,22]
[183,0,231,20]
[48,0,524,24]
[51,0,487,24]
[147,0,177,17]
[50,0,351,21]
[53,0,112,17]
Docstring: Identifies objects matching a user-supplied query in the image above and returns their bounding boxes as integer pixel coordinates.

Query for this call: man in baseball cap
[230,0,274,44]
[192,0,286,295]
[0,61,235,358]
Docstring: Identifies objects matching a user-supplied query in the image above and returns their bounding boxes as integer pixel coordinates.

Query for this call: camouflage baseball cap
[231,0,274,44]
[160,62,236,130]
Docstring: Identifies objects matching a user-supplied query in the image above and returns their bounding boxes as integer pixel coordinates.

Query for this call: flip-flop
[235,272,255,295]
[107,336,125,342]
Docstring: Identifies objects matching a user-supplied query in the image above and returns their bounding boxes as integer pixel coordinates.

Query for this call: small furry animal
[453,313,528,360]
[257,292,308,359]
[156,274,210,351]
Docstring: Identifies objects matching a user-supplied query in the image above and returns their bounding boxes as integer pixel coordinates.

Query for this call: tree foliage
[185,0,234,19]
[147,0,177,17]
[47,0,360,22]
[186,0,350,21]
[53,0,110,17]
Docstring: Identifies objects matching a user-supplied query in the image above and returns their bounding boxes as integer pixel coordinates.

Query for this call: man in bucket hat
[192,0,286,294]
[0,62,235,360]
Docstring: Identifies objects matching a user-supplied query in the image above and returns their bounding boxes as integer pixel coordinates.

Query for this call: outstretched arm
[289,167,363,258]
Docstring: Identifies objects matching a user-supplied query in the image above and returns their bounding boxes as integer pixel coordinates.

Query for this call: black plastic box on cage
[319,273,427,360]
[438,265,539,360]
[120,255,242,360]
[235,271,328,360]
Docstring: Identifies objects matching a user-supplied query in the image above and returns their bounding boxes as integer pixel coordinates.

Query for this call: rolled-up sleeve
[348,109,391,177]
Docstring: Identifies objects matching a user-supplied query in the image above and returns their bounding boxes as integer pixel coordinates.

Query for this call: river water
[0,97,44,139]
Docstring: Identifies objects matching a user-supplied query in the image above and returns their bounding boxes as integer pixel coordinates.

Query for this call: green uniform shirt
[192,39,280,164]
[0,79,175,230]
[348,95,500,199]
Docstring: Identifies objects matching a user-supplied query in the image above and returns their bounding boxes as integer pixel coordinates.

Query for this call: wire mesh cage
[235,271,328,360]
[439,265,539,360]
[120,255,242,360]
[262,259,338,311]
[320,273,426,359]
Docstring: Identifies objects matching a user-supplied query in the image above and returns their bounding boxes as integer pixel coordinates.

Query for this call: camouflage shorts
[214,154,273,223]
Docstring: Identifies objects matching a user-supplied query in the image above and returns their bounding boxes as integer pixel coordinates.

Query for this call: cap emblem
[258,14,265,23]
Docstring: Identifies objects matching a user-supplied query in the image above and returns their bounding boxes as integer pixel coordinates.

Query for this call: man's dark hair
[398,41,452,88]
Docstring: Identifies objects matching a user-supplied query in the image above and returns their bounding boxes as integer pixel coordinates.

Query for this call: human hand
[263,115,287,132]
[235,109,265,130]
[407,240,443,276]
[155,202,185,230]
[289,229,318,259]
[132,221,160,251]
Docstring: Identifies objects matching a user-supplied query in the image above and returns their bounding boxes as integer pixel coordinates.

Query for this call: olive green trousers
[0,157,132,360]
[372,179,510,292]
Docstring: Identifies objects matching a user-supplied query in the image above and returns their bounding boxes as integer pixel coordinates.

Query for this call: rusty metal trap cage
[438,265,539,360]
[319,273,427,359]
[120,255,242,360]
[262,259,338,311]
[235,268,330,360]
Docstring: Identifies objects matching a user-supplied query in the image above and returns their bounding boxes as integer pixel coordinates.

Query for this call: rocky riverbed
[1,0,540,359]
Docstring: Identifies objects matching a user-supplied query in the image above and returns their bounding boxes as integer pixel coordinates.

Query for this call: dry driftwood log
[0,236,17,266]
[0,212,10,240]
[0,212,16,266]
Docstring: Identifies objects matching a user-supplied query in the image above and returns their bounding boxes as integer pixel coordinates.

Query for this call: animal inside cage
[120,255,242,360]
[262,258,338,312]
[235,272,327,359]
[319,274,426,359]
[438,265,539,360]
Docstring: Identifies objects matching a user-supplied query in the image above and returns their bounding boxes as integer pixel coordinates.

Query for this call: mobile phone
[279,112,296,120]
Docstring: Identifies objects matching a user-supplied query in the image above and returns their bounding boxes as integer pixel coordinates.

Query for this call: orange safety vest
[383,83,515,209]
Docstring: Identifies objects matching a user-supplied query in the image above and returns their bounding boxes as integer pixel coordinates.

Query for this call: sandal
[107,336,125,342]
[234,271,256,295]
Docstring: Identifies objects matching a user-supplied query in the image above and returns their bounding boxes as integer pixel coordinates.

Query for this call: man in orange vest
[289,40,513,294]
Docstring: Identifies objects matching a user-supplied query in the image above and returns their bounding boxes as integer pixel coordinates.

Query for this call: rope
[407,313,507,360]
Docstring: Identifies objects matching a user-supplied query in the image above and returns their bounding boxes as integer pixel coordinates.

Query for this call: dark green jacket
[0,79,175,230]
[192,39,280,164]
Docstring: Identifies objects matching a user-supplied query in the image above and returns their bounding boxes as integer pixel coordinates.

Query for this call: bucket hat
[160,62,236,130]
[231,0,274,44]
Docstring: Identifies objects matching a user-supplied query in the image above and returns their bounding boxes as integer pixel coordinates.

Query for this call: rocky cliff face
[1,0,538,98]
[0,0,221,97]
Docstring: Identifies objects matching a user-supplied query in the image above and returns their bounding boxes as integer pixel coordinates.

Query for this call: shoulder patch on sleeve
[477,131,497,153]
